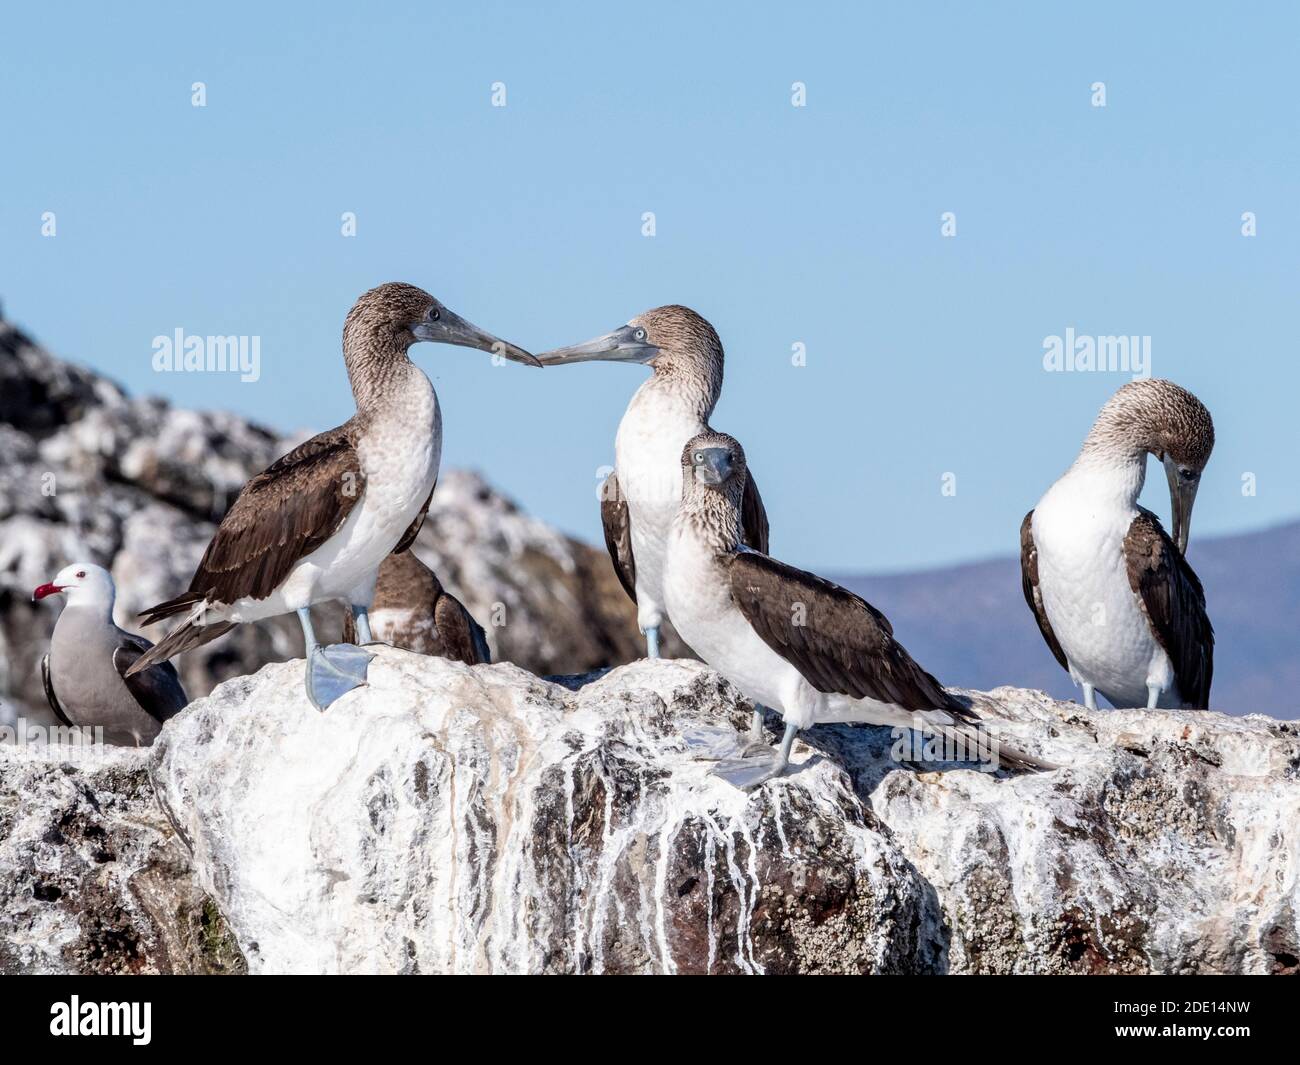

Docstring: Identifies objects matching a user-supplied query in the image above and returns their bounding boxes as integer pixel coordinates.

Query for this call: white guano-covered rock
[149,653,937,974]
[3,651,1297,975]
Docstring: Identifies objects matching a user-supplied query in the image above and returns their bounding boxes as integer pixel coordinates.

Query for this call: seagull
[1020,379,1214,710]
[536,306,769,660]
[33,563,188,746]
[128,282,537,709]
[664,431,1051,789]
[340,550,490,665]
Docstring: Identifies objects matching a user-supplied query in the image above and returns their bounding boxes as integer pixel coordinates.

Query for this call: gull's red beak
[32,582,63,601]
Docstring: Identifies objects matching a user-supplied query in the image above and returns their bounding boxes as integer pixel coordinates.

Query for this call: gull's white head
[33,563,116,612]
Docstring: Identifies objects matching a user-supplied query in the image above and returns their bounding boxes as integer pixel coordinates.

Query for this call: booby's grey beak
[535,324,659,367]
[413,308,540,367]
[1162,454,1199,554]
[693,448,734,486]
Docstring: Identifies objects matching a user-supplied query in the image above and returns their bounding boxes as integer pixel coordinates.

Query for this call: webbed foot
[305,643,375,711]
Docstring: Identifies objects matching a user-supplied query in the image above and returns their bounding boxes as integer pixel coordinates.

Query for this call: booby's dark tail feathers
[912,713,1057,774]
[124,619,235,677]
[137,591,207,627]
[930,692,1057,771]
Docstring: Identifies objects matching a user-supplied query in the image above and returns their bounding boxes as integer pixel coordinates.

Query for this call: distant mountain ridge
[836,520,1300,720]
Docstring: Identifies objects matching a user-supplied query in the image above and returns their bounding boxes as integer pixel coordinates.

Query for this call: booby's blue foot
[644,626,662,659]
[306,643,375,712]
[710,723,798,791]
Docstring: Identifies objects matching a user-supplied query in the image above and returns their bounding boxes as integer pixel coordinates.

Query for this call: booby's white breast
[1032,466,1175,708]
[224,365,442,621]
[615,379,707,628]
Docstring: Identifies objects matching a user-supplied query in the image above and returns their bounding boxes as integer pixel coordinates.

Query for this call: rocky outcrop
[0,311,682,727]
[3,654,1295,974]
[0,742,244,974]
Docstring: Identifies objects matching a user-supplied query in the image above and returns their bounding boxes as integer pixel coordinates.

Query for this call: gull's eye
[76,570,86,578]
[633,328,646,342]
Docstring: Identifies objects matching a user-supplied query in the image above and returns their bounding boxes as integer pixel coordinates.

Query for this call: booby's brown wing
[141,425,364,620]
[40,653,74,728]
[740,471,770,554]
[392,484,435,554]
[434,591,492,665]
[599,471,637,603]
[1019,510,1069,671]
[728,551,966,716]
[1124,509,1214,709]
[113,633,189,724]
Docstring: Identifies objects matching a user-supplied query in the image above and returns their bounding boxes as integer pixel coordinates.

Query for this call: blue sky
[3,2,1297,573]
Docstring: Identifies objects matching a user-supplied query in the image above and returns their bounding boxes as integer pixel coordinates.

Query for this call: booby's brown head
[678,430,748,550]
[537,304,722,382]
[1086,378,1215,552]
[343,282,538,367]
[682,430,747,493]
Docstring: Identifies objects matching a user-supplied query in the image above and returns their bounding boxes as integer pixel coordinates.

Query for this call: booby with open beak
[1020,379,1215,710]
[34,563,188,746]
[537,306,769,663]
[128,283,536,709]
[664,432,1051,789]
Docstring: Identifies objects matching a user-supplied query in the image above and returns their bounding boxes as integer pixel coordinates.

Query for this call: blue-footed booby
[129,283,536,709]
[664,432,1051,789]
[537,306,769,661]
[34,563,188,746]
[341,551,490,665]
[1020,379,1215,710]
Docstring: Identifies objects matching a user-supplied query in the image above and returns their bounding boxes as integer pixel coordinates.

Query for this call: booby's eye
[428,308,441,322]
[693,451,704,462]
[1179,467,1196,481]
[75,570,86,578]
[633,328,646,342]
